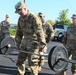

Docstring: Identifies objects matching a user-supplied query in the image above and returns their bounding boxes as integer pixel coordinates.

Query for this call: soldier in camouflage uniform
[56,14,76,75]
[63,14,76,75]
[38,12,54,43]
[38,12,54,67]
[0,14,11,38]
[15,1,47,75]
[0,14,11,54]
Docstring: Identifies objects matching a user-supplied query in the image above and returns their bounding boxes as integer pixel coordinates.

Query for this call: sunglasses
[39,15,45,18]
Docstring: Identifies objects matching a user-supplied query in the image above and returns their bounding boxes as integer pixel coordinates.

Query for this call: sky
[0,0,76,24]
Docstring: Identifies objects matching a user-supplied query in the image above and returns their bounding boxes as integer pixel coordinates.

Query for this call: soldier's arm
[15,21,23,47]
[33,17,47,52]
[46,22,54,42]
[62,26,71,46]
[62,29,69,46]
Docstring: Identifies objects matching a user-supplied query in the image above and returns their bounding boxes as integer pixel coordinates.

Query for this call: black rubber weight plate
[48,45,68,72]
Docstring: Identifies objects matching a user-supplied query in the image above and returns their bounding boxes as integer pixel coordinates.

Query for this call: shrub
[10,28,16,36]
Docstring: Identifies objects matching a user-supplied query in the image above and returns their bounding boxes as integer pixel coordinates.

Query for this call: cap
[15,1,26,13]
[71,14,76,19]
[38,12,45,17]
[6,14,9,18]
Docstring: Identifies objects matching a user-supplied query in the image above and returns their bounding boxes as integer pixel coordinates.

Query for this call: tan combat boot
[72,72,76,75]
[55,71,66,75]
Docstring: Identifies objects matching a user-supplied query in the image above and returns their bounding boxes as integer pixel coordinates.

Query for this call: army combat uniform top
[15,10,46,51]
[42,21,54,43]
[63,24,76,50]
[0,20,10,37]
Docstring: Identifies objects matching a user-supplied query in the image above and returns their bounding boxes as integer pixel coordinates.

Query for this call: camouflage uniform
[0,20,10,37]
[0,18,10,46]
[55,14,76,75]
[63,24,76,75]
[0,14,10,38]
[15,2,47,75]
[38,12,54,69]
[38,12,54,43]
[42,21,54,43]
[0,15,10,54]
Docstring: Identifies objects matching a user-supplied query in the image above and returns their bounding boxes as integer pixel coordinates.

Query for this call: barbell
[0,36,76,73]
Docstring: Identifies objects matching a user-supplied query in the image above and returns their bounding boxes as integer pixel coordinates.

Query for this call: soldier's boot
[30,66,39,75]
[55,71,66,75]
[72,70,76,75]
[17,64,25,75]
[38,66,41,71]
[72,73,76,75]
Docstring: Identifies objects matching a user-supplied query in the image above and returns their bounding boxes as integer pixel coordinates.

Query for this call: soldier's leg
[71,51,76,75]
[38,45,47,71]
[28,48,40,75]
[16,52,28,75]
[38,55,45,71]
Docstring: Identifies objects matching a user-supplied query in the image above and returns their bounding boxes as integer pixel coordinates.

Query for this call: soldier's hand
[39,51,44,55]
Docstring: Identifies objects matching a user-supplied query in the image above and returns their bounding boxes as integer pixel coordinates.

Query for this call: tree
[47,20,55,26]
[55,9,71,25]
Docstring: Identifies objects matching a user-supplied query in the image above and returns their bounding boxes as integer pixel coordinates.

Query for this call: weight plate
[1,36,16,54]
[48,45,68,72]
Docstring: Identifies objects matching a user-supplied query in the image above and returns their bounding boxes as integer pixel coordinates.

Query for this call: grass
[10,28,16,36]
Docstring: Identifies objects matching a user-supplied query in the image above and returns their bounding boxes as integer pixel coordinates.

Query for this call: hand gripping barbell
[1,36,76,73]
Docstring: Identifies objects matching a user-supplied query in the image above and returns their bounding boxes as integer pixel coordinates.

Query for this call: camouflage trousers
[16,47,45,75]
[70,50,76,75]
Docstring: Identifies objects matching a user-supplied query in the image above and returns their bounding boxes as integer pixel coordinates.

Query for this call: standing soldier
[0,14,11,38]
[38,12,54,68]
[15,1,47,75]
[38,12,54,43]
[57,14,76,75]
[0,14,11,54]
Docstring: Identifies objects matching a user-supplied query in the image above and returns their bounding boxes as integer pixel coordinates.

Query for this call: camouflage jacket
[42,21,54,43]
[0,20,10,36]
[63,24,76,50]
[15,10,46,51]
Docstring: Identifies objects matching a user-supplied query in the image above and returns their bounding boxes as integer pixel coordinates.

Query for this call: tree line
[48,9,72,26]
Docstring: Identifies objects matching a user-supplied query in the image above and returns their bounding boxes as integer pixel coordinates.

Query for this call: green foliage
[55,9,72,25]
[10,28,16,35]
[47,20,55,26]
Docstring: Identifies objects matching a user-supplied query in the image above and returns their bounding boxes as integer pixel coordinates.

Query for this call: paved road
[0,41,72,75]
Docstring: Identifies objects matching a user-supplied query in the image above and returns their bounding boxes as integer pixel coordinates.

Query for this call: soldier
[38,12,54,43]
[57,14,76,75]
[38,12,54,68]
[15,1,47,75]
[0,14,11,54]
[0,14,11,38]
